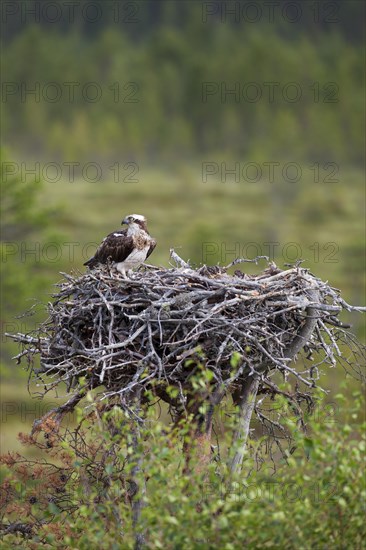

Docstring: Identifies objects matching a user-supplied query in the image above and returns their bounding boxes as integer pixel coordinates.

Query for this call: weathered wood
[229,287,320,475]
[230,376,260,474]
[6,260,365,474]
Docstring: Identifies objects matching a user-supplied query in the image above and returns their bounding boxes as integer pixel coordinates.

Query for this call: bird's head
[122,214,147,231]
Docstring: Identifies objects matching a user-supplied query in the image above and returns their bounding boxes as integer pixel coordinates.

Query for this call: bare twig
[6,261,365,467]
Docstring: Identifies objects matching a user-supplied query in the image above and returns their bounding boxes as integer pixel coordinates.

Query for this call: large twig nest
[8,260,365,409]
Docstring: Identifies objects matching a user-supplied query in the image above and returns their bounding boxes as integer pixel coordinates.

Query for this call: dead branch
[6,260,365,468]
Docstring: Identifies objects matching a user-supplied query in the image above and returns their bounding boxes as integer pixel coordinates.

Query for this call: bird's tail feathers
[84,257,97,268]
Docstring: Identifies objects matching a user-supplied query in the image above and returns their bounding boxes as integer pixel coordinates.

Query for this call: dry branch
[6,260,365,459]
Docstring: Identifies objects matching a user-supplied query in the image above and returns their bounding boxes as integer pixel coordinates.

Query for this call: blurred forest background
[1,0,365,454]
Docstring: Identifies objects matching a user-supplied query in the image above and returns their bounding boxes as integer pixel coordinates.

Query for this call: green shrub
[1,387,364,549]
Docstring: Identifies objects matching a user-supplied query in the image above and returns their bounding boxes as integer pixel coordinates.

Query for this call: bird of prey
[84,214,157,278]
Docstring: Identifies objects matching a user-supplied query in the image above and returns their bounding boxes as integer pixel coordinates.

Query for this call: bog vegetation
[1,3,365,547]
[0,385,365,548]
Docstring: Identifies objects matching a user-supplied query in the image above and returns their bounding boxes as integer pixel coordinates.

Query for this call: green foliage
[3,23,364,164]
[1,149,48,241]
[0,149,63,367]
[1,388,365,548]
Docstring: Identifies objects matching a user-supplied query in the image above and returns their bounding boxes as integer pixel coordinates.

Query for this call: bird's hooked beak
[121,217,129,226]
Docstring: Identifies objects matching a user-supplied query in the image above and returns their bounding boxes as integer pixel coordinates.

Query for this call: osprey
[84,214,157,278]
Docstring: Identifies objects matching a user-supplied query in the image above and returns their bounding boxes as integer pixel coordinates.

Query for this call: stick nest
[9,260,365,406]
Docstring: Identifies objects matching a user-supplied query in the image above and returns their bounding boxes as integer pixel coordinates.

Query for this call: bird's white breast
[117,244,150,271]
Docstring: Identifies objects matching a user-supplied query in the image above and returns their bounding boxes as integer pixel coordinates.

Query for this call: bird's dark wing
[146,239,157,260]
[84,230,134,267]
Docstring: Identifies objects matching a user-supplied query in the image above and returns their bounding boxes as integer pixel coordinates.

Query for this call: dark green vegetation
[3,11,364,164]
